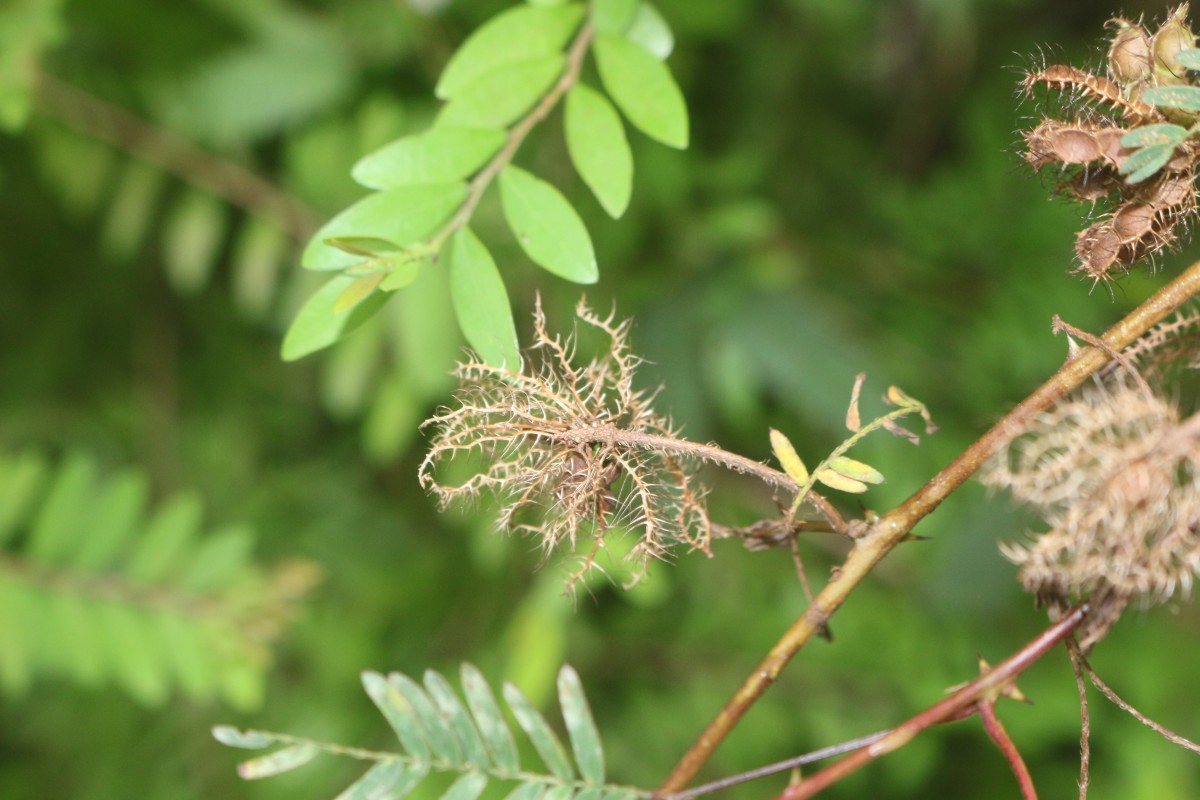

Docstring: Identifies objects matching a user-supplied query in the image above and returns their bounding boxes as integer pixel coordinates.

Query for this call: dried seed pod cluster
[983,312,1200,650]
[1021,5,1200,281]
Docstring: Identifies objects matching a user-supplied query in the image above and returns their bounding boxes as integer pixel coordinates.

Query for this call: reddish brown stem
[979,699,1037,800]
[772,606,1087,800]
[658,256,1200,794]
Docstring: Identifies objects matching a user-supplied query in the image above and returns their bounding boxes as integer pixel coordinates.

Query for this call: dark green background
[2,0,1198,798]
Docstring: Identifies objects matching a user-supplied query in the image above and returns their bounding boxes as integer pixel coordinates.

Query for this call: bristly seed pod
[1021,5,1200,282]
[1107,17,1153,90]
[1152,3,1197,86]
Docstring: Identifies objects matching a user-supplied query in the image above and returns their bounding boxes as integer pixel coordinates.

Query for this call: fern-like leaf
[0,448,318,708]
[215,663,647,800]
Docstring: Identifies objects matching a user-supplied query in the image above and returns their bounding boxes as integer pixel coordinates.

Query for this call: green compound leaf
[625,3,674,59]
[282,274,390,361]
[499,165,597,284]
[352,127,506,190]
[461,663,520,776]
[437,4,585,99]
[1119,142,1177,184]
[502,681,575,781]
[237,743,320,780]
[1141,85,1200,112]
[302,183,467,272]
[1120,123,1188,149]
[558,665,604,785]
[448,229,521,369]
[438,56,564,129]
[220,664,629,798]
[593,33,688,149]
[565,83,633,218]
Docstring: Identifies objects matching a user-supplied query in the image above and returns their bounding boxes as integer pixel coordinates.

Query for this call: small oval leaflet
[1141,85,1200,112]
[502,681,575,781]
[436,3,585,99]
[352,127,506,190]
[769,428,809,484]
[449,229,521,370]
[282,274,390,361]
[500,165,597,284]
[438,56,565,130]
[558,664,605,786]
[237,743,320,780]
[815,467,868,494]
[565,82,633,218]
[593,32,688,149]
[302,182,467,272]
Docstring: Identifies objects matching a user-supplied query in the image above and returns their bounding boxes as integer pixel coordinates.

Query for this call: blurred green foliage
[2,1,1199,799]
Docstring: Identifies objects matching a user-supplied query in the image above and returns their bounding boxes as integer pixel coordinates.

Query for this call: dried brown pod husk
[983,366,1200,651]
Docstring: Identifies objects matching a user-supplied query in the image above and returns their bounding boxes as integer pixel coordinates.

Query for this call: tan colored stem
[562,426,847,533]
[658,257,1200,793]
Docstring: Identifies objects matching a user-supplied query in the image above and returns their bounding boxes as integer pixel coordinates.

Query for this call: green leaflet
[593,33,688,149]
[0,451,48,547]
[425,669,492,768]
[438,56,564,129]
[558,665,604,785]
[127,492,202,584]
[301,183,467,272]
[1142,85,1200,111]
[352,127,507,189]
[499,165,597,284]
[625,3,674,59]
[237,743,320,780]
[28,452,96,564]
[502,681,575,781]
[1119,142,1176,184]
[335,759,408,800]
[162,189,225,295]
[282,274,390,362]
[565,83,633,218]
[592,0,638,34]
[1120,123,1188,148]
[440,772,488,800]
[448,229,521,370]
[461,663,520,776]
[436,4,585,99]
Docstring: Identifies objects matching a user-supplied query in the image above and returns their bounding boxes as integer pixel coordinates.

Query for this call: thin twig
[770,606,1088,800]
[1067,638,1091,799]
[658,257,1200,793]
[1075,647,1200,754]
[34,73,321,241]
[979,699,1038,800]
[662,730,890,800]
